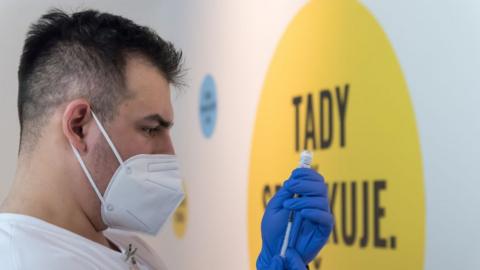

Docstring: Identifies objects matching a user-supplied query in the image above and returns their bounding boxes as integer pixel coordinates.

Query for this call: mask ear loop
[90,111,124,166]
[69,110,125,205]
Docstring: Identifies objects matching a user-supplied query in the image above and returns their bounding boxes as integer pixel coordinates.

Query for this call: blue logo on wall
[199,74,217,138]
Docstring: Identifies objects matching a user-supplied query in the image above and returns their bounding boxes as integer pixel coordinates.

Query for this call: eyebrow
[143,114,174,129]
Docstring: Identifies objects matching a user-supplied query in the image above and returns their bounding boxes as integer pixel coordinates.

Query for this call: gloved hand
[257,168,333,270]
[263,249,311,270]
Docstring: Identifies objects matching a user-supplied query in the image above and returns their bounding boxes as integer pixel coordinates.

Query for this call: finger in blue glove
[285,248,308,270]
[267,256,285,270]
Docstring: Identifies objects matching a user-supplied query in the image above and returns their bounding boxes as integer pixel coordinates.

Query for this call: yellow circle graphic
[173,185,188,238]
[247,0,425,269]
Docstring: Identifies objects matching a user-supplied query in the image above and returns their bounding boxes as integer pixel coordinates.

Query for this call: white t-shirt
[0,213,168,270]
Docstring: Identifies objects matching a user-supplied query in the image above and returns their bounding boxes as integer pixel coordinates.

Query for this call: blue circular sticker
[199,74,217,138]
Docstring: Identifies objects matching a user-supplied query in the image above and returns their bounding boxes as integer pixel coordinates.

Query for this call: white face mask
[70,111,185,235]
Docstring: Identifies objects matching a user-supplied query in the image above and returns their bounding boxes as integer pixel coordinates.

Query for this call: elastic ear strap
[70,143,106,205]
[90,111,124,165]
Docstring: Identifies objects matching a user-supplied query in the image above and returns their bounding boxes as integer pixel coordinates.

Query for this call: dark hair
[17,8,183,152]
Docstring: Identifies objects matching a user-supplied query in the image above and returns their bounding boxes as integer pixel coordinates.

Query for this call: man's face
[101,56,175,158]
[81,55,175,229]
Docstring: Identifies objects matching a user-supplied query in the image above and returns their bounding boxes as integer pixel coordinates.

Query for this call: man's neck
[1,159,114,251]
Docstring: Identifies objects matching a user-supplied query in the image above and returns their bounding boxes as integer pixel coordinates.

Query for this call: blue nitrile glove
[257,168,333,270]
[262,250,306,270]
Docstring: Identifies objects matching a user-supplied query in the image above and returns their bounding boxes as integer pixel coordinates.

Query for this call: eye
[142,126,162,137]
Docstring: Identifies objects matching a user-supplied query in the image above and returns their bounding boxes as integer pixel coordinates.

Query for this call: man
[0,9,333,270]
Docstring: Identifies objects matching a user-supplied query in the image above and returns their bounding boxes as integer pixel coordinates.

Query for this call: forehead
[120,55,173,121]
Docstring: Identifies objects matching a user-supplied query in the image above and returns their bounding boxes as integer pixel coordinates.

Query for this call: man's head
[18,9,183,152]
[16,9,183,230]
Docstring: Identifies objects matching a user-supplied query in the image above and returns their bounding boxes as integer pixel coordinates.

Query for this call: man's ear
[62,99,92,153]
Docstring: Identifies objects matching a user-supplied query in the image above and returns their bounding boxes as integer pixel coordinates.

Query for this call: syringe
[280,150,313,258]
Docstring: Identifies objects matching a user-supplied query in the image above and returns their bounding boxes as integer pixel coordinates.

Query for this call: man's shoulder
[0,213,78,245]
[0,213,120,270]
[0,217,18,269]
[0,215,70,269]
[0,213,52,246]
